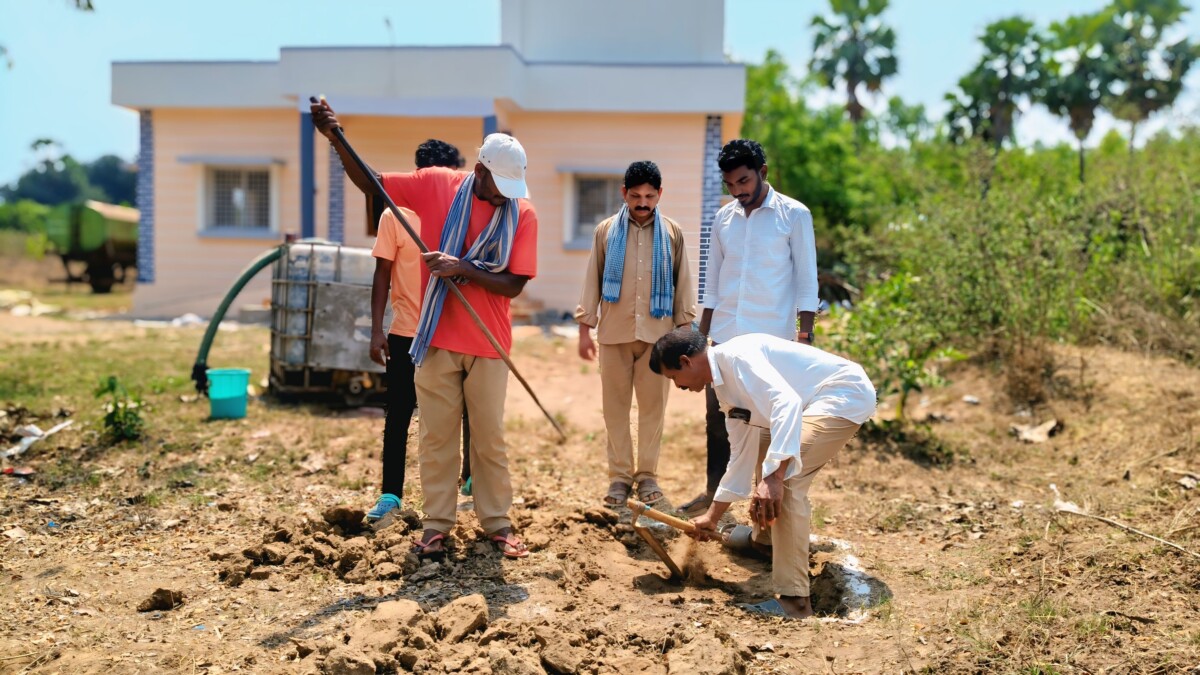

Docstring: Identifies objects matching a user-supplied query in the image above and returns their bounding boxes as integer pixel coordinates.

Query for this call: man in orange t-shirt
[366,140,471,524]
[313,98,538,559]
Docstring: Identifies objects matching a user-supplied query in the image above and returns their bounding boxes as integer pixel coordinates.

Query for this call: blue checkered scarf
[601,205,673,318]
[410,174,518,365]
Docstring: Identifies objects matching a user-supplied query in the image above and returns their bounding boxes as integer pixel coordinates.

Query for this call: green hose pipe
[191,245,284,395]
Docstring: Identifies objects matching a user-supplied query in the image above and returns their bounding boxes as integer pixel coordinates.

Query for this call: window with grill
[572,176,623,244]
[208,168,270,229]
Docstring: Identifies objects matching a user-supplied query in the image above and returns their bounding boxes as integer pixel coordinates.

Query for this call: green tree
[0,199,50,232]
[882,95,930,147]
[86,154,137,206]
[1101,0,1200,151]
[1040,11,1116,182]
[0,140,102,206]
[809,0,899,125]
[946,17,1046,149]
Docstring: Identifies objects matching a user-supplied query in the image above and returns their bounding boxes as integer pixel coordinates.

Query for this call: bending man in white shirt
[650,328,876,620]
[682,138,819,518]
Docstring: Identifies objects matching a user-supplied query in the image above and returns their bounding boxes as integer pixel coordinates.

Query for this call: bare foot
[777,595,814,619]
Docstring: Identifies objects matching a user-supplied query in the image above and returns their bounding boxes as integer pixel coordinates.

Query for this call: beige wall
[135,110,486,317]
[135,108,299,318]
[136,108,742,319]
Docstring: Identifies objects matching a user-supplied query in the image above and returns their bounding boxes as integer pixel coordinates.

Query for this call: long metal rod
[311,97,566,440]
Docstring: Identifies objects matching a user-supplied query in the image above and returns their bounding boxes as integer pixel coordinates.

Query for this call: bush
[825,273,965,420]
[0,199,50,233]
[94,376,146,442]
[834,129,1200,401]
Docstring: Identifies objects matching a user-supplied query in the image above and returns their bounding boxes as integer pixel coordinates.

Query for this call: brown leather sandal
[602,481,632,508]
[636,478,665,505]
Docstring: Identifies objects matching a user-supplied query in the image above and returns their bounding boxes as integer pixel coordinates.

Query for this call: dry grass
[1,278,1198,672]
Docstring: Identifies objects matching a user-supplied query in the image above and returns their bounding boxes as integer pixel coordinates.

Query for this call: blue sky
[1,0,1197,186]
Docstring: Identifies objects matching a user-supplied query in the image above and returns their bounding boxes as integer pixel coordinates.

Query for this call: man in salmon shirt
[313,100,537,559]
[366,140,473,525]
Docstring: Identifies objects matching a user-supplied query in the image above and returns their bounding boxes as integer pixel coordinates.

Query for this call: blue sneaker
[460,476,473,497]
[366,493,402,522]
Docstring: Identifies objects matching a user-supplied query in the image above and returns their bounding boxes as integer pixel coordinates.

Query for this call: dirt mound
[284,593,750,674]
[214,508,430,587]
[214,500,766,673]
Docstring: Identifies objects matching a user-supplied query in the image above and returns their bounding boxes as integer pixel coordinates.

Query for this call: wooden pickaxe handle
[626,499,697,534]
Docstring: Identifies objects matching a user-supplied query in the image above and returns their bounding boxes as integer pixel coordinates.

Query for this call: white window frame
[196,164,280,238]
[561,172,624,250]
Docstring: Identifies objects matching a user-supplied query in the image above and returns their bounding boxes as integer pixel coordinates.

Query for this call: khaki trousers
[728,415,861,597]
[414,347,512,533]
[599,341,670,484]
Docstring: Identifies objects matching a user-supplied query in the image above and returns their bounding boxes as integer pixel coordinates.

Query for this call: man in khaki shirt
[575,161,696,507]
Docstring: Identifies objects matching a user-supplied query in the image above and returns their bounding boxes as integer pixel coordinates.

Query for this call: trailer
[45,200,138,293]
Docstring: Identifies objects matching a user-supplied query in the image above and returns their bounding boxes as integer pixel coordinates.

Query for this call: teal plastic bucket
[207,368,251,419]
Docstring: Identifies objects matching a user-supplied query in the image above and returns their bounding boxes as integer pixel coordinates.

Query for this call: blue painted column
[483,115,498,139]
[328,145,345,244]
[136,110,155,284]
[697,114,723,305]
[300,111,315,239]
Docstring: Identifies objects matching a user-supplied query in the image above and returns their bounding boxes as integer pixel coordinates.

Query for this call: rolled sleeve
[733,357,805,482]
[791,207,819,314]
[574,218,608,328]
[701,220,724,309]
[670,223,696,326]
[371,211,398,261]
[713,417,759,502]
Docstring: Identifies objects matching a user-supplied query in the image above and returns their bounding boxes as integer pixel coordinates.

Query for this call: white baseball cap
[478,133,528,199]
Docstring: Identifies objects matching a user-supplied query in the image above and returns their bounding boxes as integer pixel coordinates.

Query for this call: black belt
[727,407,751,422]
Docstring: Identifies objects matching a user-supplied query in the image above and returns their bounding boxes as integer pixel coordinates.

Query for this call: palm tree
[1040,11,1116,182]
[1100,0,1200,152]
[809,0,899,125]
[945,17,1046,149]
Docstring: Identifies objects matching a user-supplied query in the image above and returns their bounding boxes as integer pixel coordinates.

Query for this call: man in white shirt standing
[681,139,820,518]
[650,328,876,620]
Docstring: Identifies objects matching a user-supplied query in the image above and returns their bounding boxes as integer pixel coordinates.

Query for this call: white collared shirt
[707,334,877,502]
[701,186,818,344]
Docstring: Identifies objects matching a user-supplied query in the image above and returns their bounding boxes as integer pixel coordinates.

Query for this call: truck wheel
[87,263,117,293]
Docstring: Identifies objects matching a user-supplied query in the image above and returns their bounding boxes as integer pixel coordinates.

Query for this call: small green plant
[879,501,918,532]
[874,597,895,623]
[94,375,146,441]
[812,503,830,529]
[23,231,49,259]
[1020,596,1066,624]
